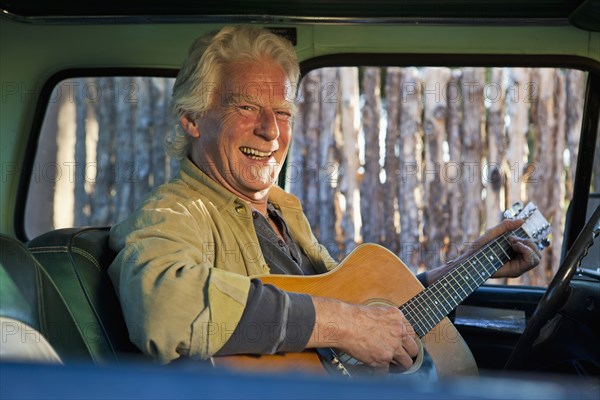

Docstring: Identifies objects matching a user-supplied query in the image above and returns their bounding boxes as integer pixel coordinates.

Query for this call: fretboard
[399,228,526,337]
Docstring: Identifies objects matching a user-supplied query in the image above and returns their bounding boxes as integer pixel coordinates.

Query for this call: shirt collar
[178,157,302,212]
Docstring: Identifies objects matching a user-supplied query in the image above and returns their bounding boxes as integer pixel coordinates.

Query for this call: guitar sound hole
[317,299,438,380]
[335,337,425,377]
[318,339,437,380]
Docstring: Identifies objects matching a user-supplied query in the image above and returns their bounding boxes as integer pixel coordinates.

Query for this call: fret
[435,281,455,315]
[480,251,495,275]
[432,284,457,316]
[410,295,436,334]
[488,246,506,271]
[401,298,430,336]
[446,273,469,304]
[458,263,477,290]
[469,256,488,284]
[411,306,432,333]
[497,240,511,258]
[422,288,445,318]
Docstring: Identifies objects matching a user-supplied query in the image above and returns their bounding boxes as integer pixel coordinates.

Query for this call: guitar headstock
[510,202,552,249]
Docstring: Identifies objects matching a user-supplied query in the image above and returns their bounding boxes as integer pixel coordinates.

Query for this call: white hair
[166,26,299,160]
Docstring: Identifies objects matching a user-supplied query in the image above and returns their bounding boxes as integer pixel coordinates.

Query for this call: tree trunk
[360,67,383,244]
[289,75,308,204]
[485,68,506,228]
[483,68,508,284]
[134,77,152,206]
[551,71,567,276]
[505,68,530,210]
[318,68,339,259]
[505,68,531,285]
[149,77,170,186]
[74,78,90,227]
[93,77,116,226]
[304,70,322,231]
[53,79,77,229]
[383,67,402,255]
[113,77,135,223]
[565,70,586,197]
[422,67,451,267]
[528,68,556,286]
[398,68,422,272]
[446,69,463,260]
[337,67,360,255]
[460,68,485,247]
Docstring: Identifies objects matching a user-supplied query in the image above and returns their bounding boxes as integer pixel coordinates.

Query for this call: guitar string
[403,233,517,336]
[408,229,528,335]
[400,228,528,337]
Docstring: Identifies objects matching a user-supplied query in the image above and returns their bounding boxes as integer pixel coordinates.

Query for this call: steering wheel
[504,204,600,371]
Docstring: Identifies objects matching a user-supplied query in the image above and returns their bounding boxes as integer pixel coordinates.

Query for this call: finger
[473,219,525,252]
[391,351,414,371]
[403,335,419,359]
[514,245,540,272]
[490,219,525,239]
[509,237,542,266]
[373,364,390,376]
[524,238,543,257]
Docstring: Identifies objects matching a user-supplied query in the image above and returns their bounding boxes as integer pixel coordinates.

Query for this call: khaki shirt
[108,158,337,363]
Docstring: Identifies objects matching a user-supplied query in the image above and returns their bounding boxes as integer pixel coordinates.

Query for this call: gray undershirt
[215,203,316,355]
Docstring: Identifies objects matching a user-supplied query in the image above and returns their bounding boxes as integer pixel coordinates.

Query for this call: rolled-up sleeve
[216,279,315,356]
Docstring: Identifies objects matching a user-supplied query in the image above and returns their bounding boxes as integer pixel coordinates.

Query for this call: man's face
[188,60,294,202]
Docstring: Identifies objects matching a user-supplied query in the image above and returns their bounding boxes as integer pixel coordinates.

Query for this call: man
[109,26,541,371]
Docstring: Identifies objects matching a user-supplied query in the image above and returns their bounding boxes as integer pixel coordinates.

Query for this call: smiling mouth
[239,146,274,160]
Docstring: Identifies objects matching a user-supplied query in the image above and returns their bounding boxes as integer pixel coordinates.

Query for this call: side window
[287,67,587,287]
[25,76,177,238]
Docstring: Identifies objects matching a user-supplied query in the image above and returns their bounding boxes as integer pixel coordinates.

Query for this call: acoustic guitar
[214,202,551,378]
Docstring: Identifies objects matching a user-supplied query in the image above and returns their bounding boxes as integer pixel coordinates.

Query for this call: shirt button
[278,239,285,247]
[252,211,259,219]
[235,205,246,215]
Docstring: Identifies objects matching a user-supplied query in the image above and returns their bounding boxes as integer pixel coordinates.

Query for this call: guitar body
[214,243,478,377]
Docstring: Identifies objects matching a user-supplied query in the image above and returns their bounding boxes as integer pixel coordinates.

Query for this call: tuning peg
[538,238,550,250]
[504,202,524,219]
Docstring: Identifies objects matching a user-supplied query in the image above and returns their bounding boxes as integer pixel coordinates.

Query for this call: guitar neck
[400,228,526,337]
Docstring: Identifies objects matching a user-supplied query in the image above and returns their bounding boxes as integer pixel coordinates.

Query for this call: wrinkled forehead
[218,61,296,106]
[220,85,295,107]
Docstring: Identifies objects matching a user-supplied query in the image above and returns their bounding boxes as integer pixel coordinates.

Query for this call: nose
[255,108,279,141]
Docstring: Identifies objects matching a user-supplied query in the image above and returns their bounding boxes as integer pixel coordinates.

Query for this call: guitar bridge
[315,348,351,377]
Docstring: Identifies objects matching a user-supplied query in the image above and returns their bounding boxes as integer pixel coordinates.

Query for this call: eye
[275,110,292,121]
[235,104,260,118]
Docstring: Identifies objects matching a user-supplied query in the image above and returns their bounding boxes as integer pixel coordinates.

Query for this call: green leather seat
[26,227,140,363]
[0,234,61,363]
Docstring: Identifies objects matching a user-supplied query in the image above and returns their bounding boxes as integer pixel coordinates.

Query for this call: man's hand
[307,297,419,372]
[470,218,542,278]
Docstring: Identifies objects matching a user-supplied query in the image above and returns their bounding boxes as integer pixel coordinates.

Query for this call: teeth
[240,147,273,158]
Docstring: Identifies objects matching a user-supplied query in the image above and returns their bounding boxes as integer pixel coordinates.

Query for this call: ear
[179,114,201,138]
